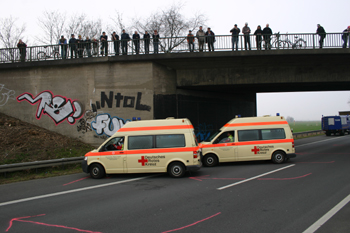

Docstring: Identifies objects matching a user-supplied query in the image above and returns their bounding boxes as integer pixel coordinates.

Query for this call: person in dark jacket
[342,26,350,48]
[111,31,120,56]
[69,34,77,59]
[85,36,92,57]
[121,29,131,55]
[59,36,67,59]
[262,24,273,50]
[17,39,27,62]
[143,31,150,54]
[77,35,84,58]
[133,31,140,54]
[205,27,215,52]
[230,24,240,51]
[100,32,108,56]
[316,24,326,49]
[152,30,160,54]
[254,25,263,50]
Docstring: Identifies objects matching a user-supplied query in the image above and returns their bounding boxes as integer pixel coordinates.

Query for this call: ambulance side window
[128,136,153,150]
[214,131,235,144]
[156,134,185,148]
[103,137,124,151]
[261,129,285,140]
[238,130,259,142]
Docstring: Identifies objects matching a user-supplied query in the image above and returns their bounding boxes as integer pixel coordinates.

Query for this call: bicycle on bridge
[258,32,307,50]
[37,46,60,60]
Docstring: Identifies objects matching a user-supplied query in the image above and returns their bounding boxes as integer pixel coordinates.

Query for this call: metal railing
[0,33,349,63]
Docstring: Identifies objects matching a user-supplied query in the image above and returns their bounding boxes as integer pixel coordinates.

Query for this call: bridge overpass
[0,49,349,145]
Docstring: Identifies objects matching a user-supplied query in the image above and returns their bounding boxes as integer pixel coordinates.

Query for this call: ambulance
[82,118,202,178]
[200,114,296,166]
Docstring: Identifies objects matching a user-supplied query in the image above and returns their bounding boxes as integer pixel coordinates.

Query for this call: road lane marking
[217,164,295,190]
[295,137,345,148]
[303,194,350,233]
[161,212,221,233]
[0,175,156,207]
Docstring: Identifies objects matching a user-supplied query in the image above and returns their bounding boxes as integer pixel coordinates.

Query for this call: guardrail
[293,130,324,139]
[0,130,325,175]
[0,157,83,175]
[1,32,348,63]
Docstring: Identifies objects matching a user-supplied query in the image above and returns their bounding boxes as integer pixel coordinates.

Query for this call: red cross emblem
[138,156,148,166]
[251,146,260,154]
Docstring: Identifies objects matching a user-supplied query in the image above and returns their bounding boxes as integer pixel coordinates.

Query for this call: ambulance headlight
[84,157,88,161]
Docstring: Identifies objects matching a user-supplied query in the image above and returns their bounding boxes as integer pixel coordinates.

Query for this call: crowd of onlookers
[14,24,350,62]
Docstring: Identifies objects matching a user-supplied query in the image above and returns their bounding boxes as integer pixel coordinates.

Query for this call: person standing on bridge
[143,31,150,54]
[342,26,350,48]
[316,24,326,49]
[187,30,195,52]
[254,25,263,50]
[121,29,131,55]
[153,30,160,54]
[262,24,273,50]
[133,31,140,55]
[69,34,78,59]
[111,31,120,56]
[242,23,251,50]
[205,27,215,52]
[230,24,240,51]
[100,32,108,56]
[196,26,205,52]
[17,39,27,62]
[58,36,67,59]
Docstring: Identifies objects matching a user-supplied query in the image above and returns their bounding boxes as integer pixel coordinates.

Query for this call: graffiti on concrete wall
[91,113,132,137]
[92,91,151,112]
[76,110,97,134]
[195,123,214,141]
[0,84,15,107]
[16,90,83,125]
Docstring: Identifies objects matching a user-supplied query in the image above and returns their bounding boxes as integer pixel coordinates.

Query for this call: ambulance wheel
[90,163,105,179]
[168,162,185,178]
[203,154,218,167]
[271,151,285,164]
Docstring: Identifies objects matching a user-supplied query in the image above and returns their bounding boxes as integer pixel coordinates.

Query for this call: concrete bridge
[0,49,349,145]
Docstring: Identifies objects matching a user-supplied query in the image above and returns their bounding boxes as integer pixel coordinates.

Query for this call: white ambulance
[82,118,202,178]
[200,115,296,166]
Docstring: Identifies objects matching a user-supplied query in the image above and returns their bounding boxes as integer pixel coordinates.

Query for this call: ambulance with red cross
[82,118,202,178]
[200,114,296,166]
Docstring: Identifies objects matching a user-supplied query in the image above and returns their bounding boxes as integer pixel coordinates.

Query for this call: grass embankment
[288,121,321,133]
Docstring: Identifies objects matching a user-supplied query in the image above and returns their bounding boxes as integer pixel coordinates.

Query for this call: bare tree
[132,4,206,52]
[0,16,26,61]
[37,10,66,45]
[65,13,102,39]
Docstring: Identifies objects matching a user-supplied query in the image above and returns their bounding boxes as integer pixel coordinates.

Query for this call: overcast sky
[1,0,349,120]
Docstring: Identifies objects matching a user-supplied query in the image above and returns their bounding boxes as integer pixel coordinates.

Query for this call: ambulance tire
[90,163,106,179]
[203,154,218,167]
[167,162,185,178]
[271,151,285,164]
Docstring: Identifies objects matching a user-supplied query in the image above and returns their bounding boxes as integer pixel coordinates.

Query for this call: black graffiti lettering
[114,93,124,107]
[123,96,135,108]
[101,91,113,108]
[95,101,101,110]
[136,92,151,112]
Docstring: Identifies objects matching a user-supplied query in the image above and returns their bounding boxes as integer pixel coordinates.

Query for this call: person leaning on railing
[59,35,67,59]
[85,36,92,57]
[205,27,215,52]
[230,24,240,51]
[316,24,326,49]
[77,35,84,58]
[143,31,151,54]
[342,26,350,48]
[254,25,263,50]
[17,39,27,62]
[187,30,195,52]
[262,24,273,50]
[69,34,78,59]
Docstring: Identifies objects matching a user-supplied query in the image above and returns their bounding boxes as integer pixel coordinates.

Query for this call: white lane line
[296,137,346,148]
[0,175,156,207]
[303,194,350,233]
[217,164,295,190]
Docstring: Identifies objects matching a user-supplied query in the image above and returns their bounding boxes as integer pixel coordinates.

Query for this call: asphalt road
[0,135,349,233]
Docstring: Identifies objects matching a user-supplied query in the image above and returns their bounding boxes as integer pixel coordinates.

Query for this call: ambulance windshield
[203,131,221,142]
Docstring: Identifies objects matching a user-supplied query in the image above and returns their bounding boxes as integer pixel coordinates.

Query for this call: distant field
[288,121,321,133]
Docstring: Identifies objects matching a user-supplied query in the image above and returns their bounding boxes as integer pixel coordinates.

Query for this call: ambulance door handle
[120,152,124,154]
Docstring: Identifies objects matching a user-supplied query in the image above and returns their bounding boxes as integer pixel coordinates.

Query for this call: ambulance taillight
[193,151,198,158]
[292,141,295,148]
